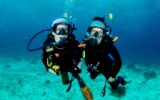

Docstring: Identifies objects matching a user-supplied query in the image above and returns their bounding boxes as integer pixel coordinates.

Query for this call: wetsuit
[42,33,82,80]
[84,35,122,89]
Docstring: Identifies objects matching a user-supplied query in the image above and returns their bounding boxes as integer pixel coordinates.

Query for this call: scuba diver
[41,18,93,100]
[42,18,81,78]
[82,17,127,96]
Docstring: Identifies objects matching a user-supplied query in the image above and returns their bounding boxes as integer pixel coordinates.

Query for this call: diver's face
[90,27,104,38]
[52,24,69,45]
[56,24,68,35]
[89,27,104,45]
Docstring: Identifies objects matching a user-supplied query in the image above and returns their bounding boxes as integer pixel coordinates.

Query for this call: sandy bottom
[0,57,159,100]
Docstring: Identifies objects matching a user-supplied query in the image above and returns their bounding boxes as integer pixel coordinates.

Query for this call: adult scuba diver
[82,17,127,97]
[27,18,93,100]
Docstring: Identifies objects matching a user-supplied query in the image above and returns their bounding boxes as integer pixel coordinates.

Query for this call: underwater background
[0,0,160,100]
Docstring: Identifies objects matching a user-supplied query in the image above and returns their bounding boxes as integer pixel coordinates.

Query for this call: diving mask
[55,24,68,35]
[90,27,104,38]
[52,24,69,45]
[85,32,103,46]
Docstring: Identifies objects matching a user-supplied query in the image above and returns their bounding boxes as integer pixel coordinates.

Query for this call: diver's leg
[90,69,100,79]
[59,63,70,84]
[60,71,70,85]
[98,62,119,89]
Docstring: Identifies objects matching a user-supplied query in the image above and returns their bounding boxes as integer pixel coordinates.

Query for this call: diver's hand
[73,65,81,73]
[87,64,94,72]
[48,65,60,75]
[75,60,83,73]
[77,60,83,69]
[48,68,56,74]
[108,76,116,82]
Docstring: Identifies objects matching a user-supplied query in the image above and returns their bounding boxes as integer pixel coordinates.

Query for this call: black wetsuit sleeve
[74,41,83,66]
[68,35,82,66]
[109,45,122,78]
[42,34,54,71]
[68,34,83,75]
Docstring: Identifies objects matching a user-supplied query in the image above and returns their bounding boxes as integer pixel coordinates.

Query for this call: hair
[92,17,107,27]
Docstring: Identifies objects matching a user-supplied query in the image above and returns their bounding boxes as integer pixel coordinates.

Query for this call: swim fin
[116,76,127,86]
[78,79,93,100]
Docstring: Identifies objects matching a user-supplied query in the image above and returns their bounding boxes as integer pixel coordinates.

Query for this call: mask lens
[56,24,68,35]
[90,27,104,37]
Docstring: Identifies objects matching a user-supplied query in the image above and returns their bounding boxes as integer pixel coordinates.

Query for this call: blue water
[0,0,160,99]
[0,0,160,64]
